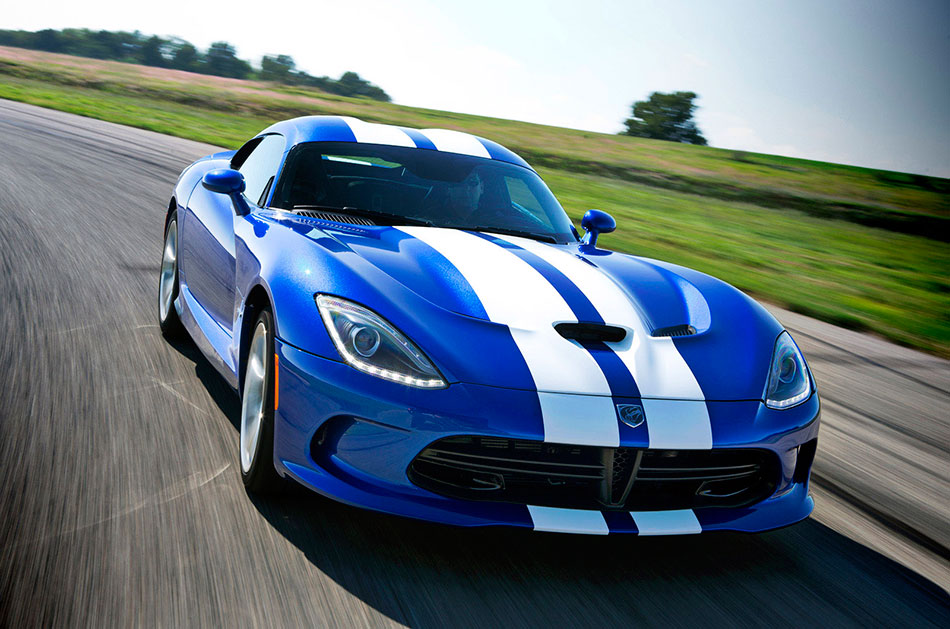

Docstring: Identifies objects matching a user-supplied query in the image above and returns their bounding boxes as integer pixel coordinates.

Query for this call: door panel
[179,133,286,339]
[181,184,237,333]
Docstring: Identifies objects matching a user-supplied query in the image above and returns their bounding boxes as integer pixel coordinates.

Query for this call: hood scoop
[651,324,697,338]
[555,322,627,343]
[293,208,377,226]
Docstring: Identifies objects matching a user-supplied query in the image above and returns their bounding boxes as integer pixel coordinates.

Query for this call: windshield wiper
[449,225,559,244]
[293,205,433,227]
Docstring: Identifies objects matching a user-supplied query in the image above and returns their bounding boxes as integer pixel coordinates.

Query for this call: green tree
[334,71,391,102]
[203,41,251,78]
[260,54,295,82]
[622,91,707,145]
[169,40,200,72]
[89,30,126,59]
[33,29,63,52]
[142,36,166,67]
[293,72,333,91]
[0,28,392,101]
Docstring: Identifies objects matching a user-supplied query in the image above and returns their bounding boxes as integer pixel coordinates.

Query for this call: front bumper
[273,341,820,534]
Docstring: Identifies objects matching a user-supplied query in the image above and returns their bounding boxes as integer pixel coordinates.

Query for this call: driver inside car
[443,170,485,221]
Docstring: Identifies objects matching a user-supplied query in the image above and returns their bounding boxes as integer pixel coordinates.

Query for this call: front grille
[409,436,779,511]
[626,449,776,510]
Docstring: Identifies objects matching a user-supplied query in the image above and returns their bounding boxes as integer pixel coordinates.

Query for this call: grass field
[1,46,947,356]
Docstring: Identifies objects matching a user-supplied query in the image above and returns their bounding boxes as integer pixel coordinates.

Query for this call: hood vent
[555,322,627,343]
[652,324,696,338]
[293,210,376,226]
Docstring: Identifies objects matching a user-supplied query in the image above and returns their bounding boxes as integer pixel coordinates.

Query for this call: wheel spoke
[240,321,268,473]
[159,223,177,321]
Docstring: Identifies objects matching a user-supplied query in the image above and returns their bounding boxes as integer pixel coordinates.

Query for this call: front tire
[158,213,184,339]
[240,309,283,492]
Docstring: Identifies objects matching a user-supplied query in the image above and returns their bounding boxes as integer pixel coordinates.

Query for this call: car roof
[258,116,532,170]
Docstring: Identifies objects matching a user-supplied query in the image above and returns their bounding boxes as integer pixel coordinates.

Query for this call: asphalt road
[0,99,947,627]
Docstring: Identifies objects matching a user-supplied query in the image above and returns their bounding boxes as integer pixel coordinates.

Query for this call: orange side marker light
[274,353,280,410]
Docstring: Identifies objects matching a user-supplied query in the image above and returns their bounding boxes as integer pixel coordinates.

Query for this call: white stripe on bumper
[630,509,702,535]
[527,506,609,535]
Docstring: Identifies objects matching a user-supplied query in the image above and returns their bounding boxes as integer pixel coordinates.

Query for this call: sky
[4,0,949,176]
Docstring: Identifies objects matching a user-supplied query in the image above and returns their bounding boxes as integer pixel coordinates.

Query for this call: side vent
[555,322,626,343]
[652,324,696,338]
[293,210,376,226]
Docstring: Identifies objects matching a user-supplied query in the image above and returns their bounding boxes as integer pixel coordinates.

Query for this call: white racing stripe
[641,399,712,449]
[493,234,703,399]
[630,509,702,535]
[338,118,493,158]
[339,116,416,147]
[491,234,712,449]
[528,506,609,535]
[418,129,492,158]
[539,392,619,447]
[529,506,704,536]
[399,227,619,446]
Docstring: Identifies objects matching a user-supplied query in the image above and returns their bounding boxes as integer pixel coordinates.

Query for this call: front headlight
[315,295,446,389]
[764,331,812,409]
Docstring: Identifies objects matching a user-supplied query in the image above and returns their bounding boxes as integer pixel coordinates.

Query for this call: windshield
[270,142,577,243]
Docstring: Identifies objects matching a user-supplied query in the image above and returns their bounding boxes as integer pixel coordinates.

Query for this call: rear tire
[158,212,184,339]
[240,309,283,493]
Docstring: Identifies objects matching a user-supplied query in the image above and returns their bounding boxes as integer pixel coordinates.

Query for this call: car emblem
[616,403,645,428]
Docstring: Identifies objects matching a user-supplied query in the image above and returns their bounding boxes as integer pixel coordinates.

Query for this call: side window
[236,134,285,206]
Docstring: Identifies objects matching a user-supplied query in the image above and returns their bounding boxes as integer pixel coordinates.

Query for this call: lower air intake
[409,436,780,511]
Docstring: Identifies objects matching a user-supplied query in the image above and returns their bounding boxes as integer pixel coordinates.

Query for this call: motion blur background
[4,0,949,175]
[0,1,947,626]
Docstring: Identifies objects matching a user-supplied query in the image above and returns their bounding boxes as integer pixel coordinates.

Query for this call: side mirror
[580,209,616,247]
[202,169,250,215]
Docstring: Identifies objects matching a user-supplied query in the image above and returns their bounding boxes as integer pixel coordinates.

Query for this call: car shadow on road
[163,330,243,431]
[246,490,949,627]
[167,333,949,627]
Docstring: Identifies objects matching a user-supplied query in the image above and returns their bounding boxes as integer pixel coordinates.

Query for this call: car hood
[278,220,784,401]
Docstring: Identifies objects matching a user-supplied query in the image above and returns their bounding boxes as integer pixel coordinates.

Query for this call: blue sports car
[159,116,819,535]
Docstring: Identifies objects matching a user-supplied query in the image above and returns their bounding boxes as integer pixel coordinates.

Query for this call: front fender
[589,252,786,400]
[233,213,538,390]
